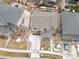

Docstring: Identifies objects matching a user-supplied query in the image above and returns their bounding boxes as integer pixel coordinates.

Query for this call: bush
[10,32,18,39]
[69,5,79,12]
[0,35,7,39]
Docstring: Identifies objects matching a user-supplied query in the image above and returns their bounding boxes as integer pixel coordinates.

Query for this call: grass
[69,5,79,12]
[0,38,7,47]
[0,36,31,57]
[0,38,27,49]
[77,52,79,57]
[40,53,62,59]
[0,51,30,57]
[7,40,27,50]
[0,36,61,58]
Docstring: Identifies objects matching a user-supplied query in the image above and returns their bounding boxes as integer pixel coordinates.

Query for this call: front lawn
[40,53,62,59]
[7,40,27,50]
[77,52,79,57]
[0,38,27,49]
[0,36,30,57]
[0,51,30,57]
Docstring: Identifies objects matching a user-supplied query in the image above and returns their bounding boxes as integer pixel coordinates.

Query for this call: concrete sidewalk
[0,56,48,59]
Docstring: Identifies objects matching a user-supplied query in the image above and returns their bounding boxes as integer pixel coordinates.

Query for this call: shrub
[69,5,79,12]
[0,35,7,39]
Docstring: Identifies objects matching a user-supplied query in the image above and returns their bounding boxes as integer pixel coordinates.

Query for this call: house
[61,11,79,53]
[61,11,79,41]
[11,2,31,28]
[0,4,24,35]
[30,10,62,51]
[65,0,79,6]
[29,9,60,51]
[31,10,57,37]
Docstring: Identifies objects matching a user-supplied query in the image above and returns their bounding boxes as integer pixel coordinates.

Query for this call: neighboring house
[65,0,79,5]
[11,2,31,28]
[31,10,57,39]
[0,25,15,35]
[0,4,24,36]
[61,11,79,53]
[68,0,78,3]
[61,11,79,41]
